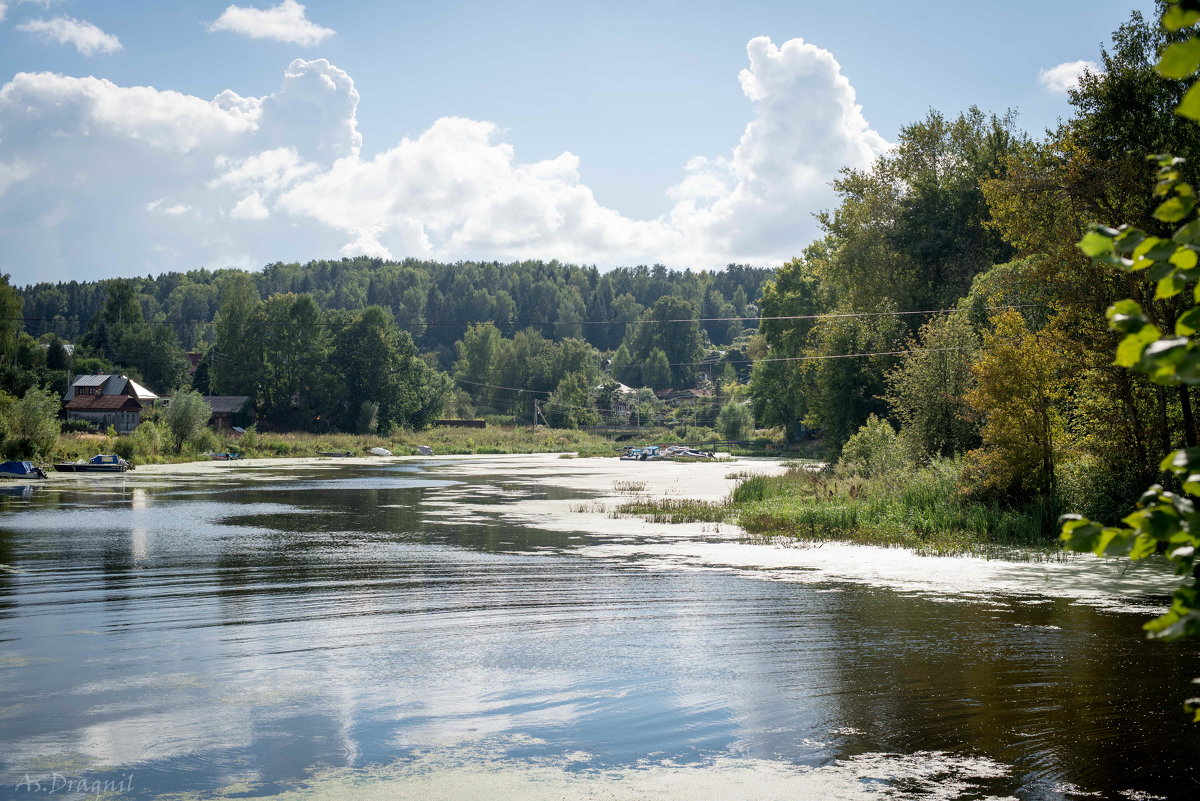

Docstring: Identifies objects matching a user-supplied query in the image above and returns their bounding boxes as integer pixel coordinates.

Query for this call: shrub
[716,400,753,441]
[838,415,913,478]
[164,389,212,451]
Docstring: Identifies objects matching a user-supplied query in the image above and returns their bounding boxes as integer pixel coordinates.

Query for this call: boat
[206,452,242,461]
[53,454,133,473]
[368,447,392,457]
[0,460,48,479]
[317,450,351,458]
[416,445,433,456]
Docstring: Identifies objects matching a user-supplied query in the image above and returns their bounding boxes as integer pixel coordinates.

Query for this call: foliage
[715,400,753,441]
[1061,0,1200,721]
[885,312,980,457]
[964,310,1068,502]
[544,372,600,429]
[3,387,61,458]
[164,389,212,452]
[838,414,914,479]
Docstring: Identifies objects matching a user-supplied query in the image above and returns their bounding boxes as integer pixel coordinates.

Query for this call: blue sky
[0,0,1157,284]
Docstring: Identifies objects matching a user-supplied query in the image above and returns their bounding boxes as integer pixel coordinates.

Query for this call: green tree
[5,387,61,458]
[626,295,703,386]
[642,348,672,391]
[259,293,334,428]
[544,372,599,428]
[885,312,980,457]
[965,310,1067,502]
[164,389,212,452]
[715,400,753,441]
[211,273,264,397]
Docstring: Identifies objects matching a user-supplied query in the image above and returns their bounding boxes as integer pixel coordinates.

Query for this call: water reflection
[0,462,1196,800]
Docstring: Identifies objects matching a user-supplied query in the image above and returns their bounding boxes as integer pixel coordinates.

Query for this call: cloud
[15,15,123,56]
[0,38,889,282]
[1038,60,1100,94]
[146,199,191,216]
[209,0,334,46]
[0,4,7,24]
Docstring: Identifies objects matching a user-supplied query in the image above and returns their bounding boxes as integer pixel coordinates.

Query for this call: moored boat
[0,460,48,479]
[53,454,133,473]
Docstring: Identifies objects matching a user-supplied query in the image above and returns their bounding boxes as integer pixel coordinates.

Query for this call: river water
[0,458,1197,800]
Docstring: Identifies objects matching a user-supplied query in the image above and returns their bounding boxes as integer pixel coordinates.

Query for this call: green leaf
[1174,219,1200,244]
[1175,306,1200,335]
[1159,38,1200,78]
[1079,230,1115,257]
[1130,533,1159,560]
[1060,516,1103,551]
[1163,7,1200,32]
[1107,299,1151,332]
[1157,271,1190,299]
[1116,326,1161,367]
[1171,246,1200,270]
[1177,81,1200,121]
[1156,194,1196,223]
[1148,259,1177,282]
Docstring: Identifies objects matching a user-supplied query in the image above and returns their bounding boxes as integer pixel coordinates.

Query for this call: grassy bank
[46,425,686,466]
[614,459,1057,555]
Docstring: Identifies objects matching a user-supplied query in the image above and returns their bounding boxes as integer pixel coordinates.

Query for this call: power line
[0,302,1050,331]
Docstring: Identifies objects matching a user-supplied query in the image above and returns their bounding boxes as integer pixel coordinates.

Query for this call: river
[0,456,1196,800]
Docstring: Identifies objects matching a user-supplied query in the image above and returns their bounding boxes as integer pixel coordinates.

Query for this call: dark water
[0,461,1197,800]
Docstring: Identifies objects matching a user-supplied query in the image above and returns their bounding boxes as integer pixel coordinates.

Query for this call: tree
[642,348,672,391]
[211,273,263,397]
[45,336,71,371]
[626,295,703,387]
[164,389,212,452]
[715,400,753,441]
[543,372,599,428]
[4,387,60,458]
[0,275,22,367]
[964,310,1067,502]
[885,312,981,458]
[259,293,334,428]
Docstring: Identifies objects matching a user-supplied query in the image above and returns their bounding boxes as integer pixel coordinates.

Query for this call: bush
[716,400,753,441]
[164,389,212,451]
[61,419,99,434]
[7,388,62,457]
[838,415,914,478]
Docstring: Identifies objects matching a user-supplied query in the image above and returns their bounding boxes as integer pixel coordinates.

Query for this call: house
[62,374,160,434]
[202,396,254,431]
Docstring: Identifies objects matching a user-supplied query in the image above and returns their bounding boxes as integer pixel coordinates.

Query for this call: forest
[2,5,1197,551]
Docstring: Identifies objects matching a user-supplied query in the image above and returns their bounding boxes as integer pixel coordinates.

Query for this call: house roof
[203,395,251,414]
[72,374,111,388]
[123,378,158,401]
[65,394,143,412]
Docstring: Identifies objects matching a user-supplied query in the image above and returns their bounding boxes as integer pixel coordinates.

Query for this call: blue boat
[0,461,48,479]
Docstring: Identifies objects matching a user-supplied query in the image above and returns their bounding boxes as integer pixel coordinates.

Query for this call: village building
[202,396,254,431]
[62,374,160,434]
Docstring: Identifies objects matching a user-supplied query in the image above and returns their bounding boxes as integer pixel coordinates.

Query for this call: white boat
[369,447,393,457]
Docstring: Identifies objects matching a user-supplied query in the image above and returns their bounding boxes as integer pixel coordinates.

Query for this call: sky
[0,0,1158,285]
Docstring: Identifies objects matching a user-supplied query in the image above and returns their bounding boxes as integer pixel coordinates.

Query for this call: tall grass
[732,458,1055,553]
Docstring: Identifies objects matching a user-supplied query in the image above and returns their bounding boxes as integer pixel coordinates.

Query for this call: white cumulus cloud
[1039,60,1100,94]
[209,0,334,46]
[0,37,889,282]
[0,4,7,24]
[15,15,123,56]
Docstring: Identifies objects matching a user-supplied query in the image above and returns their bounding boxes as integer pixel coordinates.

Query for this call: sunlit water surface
[0,460,1197,800]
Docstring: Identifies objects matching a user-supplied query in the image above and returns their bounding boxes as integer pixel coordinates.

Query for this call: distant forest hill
[19,258,774,359]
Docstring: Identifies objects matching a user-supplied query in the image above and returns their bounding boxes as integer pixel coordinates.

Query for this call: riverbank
[45,426,647,467]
